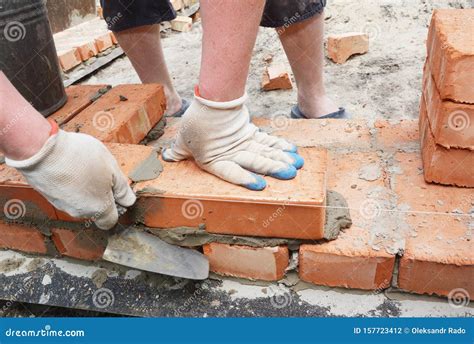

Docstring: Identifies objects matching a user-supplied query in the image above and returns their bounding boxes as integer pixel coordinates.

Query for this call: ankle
[297,92,339,118]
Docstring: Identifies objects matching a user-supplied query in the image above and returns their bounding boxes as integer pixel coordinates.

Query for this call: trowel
[102,225,209,280]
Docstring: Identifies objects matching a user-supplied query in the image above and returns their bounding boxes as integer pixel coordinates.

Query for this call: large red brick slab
[0,221,48,254]
[420,94,474,187]
[51,228,107,261]
[426,9,474,104]
[135,148,327,240]
[203,243,289,281]
[299,151,396,290]
[63,84,166,144]
[422,63,474,150]
[392,152,473,297]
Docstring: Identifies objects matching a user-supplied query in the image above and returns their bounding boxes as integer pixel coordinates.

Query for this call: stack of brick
[419,9,474,187]
[53,18,118,71]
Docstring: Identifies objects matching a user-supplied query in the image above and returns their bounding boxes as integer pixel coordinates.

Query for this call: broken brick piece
[426,9,474,103]
[0,221,48,254]
[420,94,474,187]
[62,84,166,144]
[203,243,289,281]
[134,148,327,240]
[171,16,192,32]
[57,48,82,71]
[51,228,107,261]
[50,85,109,126]
[262,64,293,91]
[327,32,369,64]
[299,150,396,290]
[170,0,183,11]
[422,63,474,150]
[392,152,473,297]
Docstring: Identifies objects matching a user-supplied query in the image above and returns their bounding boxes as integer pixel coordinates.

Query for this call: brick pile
[1,39,473,299]
[420,9,474,187]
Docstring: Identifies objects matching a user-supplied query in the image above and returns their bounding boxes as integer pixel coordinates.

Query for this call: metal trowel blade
[103,228,209,280]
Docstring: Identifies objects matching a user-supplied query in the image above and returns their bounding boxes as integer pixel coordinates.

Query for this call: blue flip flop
[168,99,191,117]
[290,105,352,119]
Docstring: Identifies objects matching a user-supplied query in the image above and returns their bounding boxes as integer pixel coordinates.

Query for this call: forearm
[0,71,50,161]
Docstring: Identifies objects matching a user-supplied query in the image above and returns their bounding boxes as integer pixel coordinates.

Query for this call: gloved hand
[162,90,304,190]
[6,128,136,230]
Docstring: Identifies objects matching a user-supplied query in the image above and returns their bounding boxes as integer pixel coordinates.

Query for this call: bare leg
[278,12,339,118]
[198,0,265,101]
[114,25,183,115]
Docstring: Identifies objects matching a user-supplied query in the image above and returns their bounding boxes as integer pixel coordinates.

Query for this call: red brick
[426,9,474,103]
[203,243,289,281]
[420,94,474,187]
[251,118,371,151]
[150,118,372,153]
[63,84,166,144]
[50,85,109,126]
[94,33,113,52]
[135,148,327,240]
[57,48,82,71]
[422,63,474,150]
[51,228,106,261]
[110,32,118,45]
[298,151,396,290]
[0,221,47,254]
[374,119,419,150]
[76,41,99,61]
[262,64,293,91]
[0,185,57,220]
[327,32,369,64]
[392,152,473,297]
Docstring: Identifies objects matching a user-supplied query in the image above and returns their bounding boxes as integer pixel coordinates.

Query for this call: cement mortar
[128,149,163,182]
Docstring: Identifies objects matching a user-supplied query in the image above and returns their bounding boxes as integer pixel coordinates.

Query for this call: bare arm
[0,71,50,160]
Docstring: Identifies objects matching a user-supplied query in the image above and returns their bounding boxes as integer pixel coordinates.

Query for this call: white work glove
[6,129,136,230]
[162,90,304,190]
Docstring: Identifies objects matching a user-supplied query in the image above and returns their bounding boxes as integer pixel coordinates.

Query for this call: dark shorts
[101,0,326,32]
